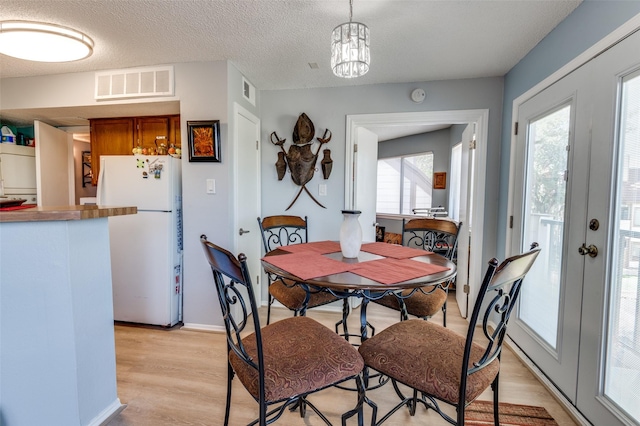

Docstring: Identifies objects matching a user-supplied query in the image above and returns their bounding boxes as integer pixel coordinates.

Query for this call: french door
[510,29,640,425]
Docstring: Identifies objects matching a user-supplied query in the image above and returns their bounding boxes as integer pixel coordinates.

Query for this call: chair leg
[224,362,234,426]
[442,298,447,327]
[492,373,500,426]
[266,292,273,325]
[341,374,377,426]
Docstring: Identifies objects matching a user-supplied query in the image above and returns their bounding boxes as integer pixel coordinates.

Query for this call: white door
[455,124,474,318]
[234,104,261,298]
[354,127,378,242]
[509,28,640,426]
[34,120,74,206]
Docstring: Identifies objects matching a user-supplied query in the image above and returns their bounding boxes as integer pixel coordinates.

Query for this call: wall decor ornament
[187,120,221,162]
[321,149,333,179]
[434,172,447,189]
[270,113,332,210]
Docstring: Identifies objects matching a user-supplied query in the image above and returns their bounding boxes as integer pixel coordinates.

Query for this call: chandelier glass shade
[0,21,94,62]
[331,0,369,78]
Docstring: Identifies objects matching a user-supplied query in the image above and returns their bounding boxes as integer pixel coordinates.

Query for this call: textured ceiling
[1,0,581,90]
[0,0,581,136]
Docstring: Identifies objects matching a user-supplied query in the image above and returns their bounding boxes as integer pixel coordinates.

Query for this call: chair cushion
[269,278,339,310]
[358,319,499,405]
[229,316,364,403]
[373,286,447,318]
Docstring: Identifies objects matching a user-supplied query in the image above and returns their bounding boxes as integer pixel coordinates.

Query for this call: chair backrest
[401,217,461,260]
[200,235,265,375]
[257,215,308,252]
[458,244,541,405]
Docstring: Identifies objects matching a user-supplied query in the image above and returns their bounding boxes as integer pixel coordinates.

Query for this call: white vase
[340,210,362,258]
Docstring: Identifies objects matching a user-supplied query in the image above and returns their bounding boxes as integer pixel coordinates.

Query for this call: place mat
[360,242,433,259]
[349,258,450,285]
[278,240,341,255]
[262,252,354,280]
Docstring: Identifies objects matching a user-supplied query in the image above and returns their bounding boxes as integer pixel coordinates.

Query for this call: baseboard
[180,323,226,333]
[504,337,590,426]
[93,399,126,426]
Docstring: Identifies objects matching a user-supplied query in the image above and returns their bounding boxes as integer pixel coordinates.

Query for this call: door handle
[578,243,598,258]
[239,228,250,236]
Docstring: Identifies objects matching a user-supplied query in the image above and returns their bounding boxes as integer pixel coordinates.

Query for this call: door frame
[344,109,489,317]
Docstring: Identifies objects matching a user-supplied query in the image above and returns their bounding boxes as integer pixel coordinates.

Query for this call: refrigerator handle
[96,158,106,205]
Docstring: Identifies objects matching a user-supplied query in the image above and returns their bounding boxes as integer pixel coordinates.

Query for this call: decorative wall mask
[270,113,332,210]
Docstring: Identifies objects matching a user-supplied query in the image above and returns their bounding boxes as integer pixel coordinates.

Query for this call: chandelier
[0,21,94,62]
[330,0,370,78]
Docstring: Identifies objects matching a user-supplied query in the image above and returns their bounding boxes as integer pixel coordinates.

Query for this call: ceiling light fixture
[0,21,94,62]
[331,0,370,78]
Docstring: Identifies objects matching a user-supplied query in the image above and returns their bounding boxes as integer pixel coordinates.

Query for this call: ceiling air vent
[95,66,174,100]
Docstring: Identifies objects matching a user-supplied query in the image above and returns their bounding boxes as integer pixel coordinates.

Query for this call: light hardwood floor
[108,294,579,426]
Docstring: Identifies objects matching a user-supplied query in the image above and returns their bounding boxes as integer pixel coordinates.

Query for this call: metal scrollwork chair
[200,235,371,426]
[358,244,540,425]
[258,215,340,324]
[372,218,461,326]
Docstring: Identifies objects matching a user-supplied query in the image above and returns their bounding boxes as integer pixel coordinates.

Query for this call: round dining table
[261,243,457,342]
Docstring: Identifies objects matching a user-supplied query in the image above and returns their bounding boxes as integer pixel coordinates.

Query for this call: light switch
[319,184,327,196]
[206,179,216,194]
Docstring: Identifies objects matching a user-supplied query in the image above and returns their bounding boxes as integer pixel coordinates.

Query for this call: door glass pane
[606,71,640,422]
[520,104,571,349]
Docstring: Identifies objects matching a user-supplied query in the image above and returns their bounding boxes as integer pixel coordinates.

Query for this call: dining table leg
[360,293,371,342]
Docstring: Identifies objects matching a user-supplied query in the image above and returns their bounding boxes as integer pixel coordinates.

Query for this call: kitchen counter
[0,205,136,426]
[0,204,137,222]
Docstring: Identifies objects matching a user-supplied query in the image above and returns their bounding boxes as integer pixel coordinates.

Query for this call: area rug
[465,400,558,426]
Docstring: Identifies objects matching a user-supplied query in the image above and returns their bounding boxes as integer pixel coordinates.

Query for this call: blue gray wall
[260,78,504,302]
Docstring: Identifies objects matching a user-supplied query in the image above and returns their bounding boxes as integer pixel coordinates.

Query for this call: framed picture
[187,120,221,162]
[434,172,447,189]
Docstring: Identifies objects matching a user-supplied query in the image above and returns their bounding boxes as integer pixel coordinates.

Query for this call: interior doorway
[344,109,489,318]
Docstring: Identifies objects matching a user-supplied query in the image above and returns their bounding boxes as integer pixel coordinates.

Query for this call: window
[377,152,433,214]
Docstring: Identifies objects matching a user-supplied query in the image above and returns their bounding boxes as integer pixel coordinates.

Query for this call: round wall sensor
[411,88,426,103]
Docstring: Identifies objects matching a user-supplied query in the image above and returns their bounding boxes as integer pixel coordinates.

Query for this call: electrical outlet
[319,184,327,196]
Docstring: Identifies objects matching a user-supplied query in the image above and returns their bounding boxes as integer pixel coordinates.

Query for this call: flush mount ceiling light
[0,21,94,62]
[331,0,370,78]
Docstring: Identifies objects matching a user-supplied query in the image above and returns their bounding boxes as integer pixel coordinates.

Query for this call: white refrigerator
[97,155,182,327]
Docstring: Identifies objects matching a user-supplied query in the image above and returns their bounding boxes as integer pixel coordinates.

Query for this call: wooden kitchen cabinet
[136,116,170,151]
[169,115,181,148]
[89,115,180,186]
[90,118,135,185]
